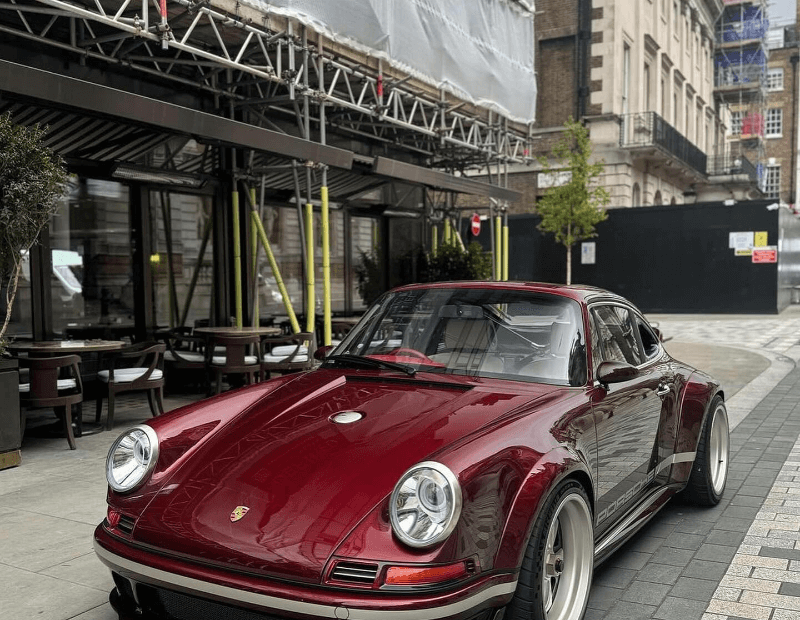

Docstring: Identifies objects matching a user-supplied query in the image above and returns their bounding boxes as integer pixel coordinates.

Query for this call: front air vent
[330,561,379,585]
[117,514,136,535]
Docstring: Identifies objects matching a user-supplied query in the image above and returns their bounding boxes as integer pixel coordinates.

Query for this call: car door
[589,304,668,532]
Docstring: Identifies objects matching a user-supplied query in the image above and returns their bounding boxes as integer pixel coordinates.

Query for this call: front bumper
[94,525,516,620]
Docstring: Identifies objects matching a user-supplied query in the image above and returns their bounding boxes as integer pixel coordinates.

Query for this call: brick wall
[764,46,798,204]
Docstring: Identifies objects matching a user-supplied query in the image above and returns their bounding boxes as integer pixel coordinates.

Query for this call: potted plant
[0,112,67,468]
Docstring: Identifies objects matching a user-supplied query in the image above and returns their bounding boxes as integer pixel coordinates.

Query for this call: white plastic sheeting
[243,0,536,124]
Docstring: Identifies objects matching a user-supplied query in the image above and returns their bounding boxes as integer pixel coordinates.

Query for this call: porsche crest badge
[230,506,250,522]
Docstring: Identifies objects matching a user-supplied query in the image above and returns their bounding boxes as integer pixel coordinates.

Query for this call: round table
[193,326,282,337]
[8,339,126,354]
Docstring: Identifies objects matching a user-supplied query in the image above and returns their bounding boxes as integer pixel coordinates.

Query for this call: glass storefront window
[150,191,214,329]
[50,178,134,339]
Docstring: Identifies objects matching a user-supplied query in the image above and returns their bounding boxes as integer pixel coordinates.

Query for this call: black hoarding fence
[465,200,800,314]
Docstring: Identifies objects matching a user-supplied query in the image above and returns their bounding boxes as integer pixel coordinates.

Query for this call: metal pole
[502,210,509,281]
[179,217,211,328]
[495,214,502,282]
[249,210,301,333]
[432,225,438,255]
[305,202,315,334]
[250,186,259,327]
[320,33,331,346]
[231,188,243,327]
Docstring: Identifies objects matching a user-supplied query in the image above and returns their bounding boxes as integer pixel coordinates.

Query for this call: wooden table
[194,326,282,337]
[8,339,126,355]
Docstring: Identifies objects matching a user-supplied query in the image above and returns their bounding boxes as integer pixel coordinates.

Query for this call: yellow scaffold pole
[321,185,332,346]
[251,193,259,327]
[502,212,509,281]
[245,190,301,334]
[495,214,502,281]
[432,225,438,255]
[305,202,315,335]
[444,218,452,246]
[232,189,243,327]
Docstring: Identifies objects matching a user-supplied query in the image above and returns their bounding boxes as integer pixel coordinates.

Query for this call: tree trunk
[566,244,572,285]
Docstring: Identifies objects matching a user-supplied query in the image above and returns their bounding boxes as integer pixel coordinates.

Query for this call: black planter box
[0,358,21,469]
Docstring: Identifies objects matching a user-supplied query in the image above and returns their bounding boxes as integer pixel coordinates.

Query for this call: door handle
[656,383,670,397]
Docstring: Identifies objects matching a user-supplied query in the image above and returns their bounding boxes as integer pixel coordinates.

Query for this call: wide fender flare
[494,445,594,572]
[671,372,723,486]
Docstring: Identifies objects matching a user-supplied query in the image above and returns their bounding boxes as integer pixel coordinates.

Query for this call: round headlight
[106,425,159,494]
[389,461,462,548]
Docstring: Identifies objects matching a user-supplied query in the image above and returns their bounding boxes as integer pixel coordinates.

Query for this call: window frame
[767,67,784,92]
[765,108,783,138]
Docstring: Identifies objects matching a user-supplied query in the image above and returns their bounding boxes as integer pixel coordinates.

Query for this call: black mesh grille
[138,585,291,620]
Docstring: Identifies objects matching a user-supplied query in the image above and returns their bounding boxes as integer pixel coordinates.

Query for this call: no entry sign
[471,213,481,236]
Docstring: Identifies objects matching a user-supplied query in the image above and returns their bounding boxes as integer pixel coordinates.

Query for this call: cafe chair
[205,334,261,394]
[18,355,84,450]
[260,332,316,380]
[95,341,166,430]
[162,327,207,390]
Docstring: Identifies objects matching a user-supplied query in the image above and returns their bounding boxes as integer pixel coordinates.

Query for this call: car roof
[389,281,634,307]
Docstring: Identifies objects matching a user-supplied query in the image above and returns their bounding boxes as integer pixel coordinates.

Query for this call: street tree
[0,113,67,354]
[536,117,610,285]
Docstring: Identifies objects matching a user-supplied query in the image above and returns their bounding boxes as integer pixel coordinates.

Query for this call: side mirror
[596,360,638,386]
[314,345,334,361]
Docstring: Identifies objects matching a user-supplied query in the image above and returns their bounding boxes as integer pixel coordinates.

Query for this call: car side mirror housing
[596,360,638,386]
[314,345,334,361]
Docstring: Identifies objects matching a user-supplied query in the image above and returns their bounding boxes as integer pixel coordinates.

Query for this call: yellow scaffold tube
[305,203,315,335]
[444,218,452,246]
[250,188,259,327]
[495,215,502,281]
[251,210,300,333]
[321,186,331,346]
[432,225,438,255]
[502,221,509,281]
[232,190,243,327]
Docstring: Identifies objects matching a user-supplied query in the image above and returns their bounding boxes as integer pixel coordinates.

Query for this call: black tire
[505,480,593,620]
[683,395,729,506]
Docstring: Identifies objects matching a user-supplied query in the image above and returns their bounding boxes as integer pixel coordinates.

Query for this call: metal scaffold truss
[0,0,532,170]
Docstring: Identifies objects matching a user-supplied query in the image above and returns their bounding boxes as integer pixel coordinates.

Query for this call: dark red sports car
[95,282,729,620]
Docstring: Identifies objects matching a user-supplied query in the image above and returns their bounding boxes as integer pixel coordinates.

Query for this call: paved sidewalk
[2,308,800,620]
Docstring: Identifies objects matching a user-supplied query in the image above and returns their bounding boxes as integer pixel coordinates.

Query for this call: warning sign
[754,231,768,247]
[752,246,777,263]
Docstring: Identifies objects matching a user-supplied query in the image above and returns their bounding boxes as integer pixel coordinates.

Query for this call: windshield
[333,288,587,386]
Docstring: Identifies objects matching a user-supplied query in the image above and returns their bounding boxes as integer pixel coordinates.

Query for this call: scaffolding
[715,0,769,189]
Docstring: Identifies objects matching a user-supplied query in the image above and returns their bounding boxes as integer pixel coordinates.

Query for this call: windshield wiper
[323,353,416,376]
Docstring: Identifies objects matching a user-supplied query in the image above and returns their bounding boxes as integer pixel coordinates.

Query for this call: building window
[623,43,631,115]
[644,63,651,111]
[730,110,743,135]
[632,183,641,206]
[767,68,784,91]
[764,165,780,198]
[673,0,678,34]
[766,108,783,137]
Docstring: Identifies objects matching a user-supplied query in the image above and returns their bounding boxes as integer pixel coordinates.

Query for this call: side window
[592,305,643,367]
[637,317,660,360]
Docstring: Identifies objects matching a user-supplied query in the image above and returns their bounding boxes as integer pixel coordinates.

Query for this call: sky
[769,0,796,26]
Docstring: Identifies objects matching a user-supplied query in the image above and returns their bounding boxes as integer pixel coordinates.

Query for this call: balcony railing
[619,112,707,177]
[706,154,758,182]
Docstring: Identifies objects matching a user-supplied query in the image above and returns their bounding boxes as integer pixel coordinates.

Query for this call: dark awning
[0,59,354,170]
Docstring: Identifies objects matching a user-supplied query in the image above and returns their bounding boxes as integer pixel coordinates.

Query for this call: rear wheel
[684,396,729,506]
[506,480,593,620]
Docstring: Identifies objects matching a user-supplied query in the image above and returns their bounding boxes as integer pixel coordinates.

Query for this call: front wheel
[684,396,729,506]
[506,480,594,620]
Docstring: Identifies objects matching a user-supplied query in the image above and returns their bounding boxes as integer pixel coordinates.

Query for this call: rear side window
[591,305,643,367]
[637,317,660,360]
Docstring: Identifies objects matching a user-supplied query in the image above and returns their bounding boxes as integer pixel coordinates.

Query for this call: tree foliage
[0,113,68,353]
[355,240,492,306]
[536,117,610,284]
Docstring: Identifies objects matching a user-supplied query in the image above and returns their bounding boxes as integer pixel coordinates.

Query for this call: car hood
[131,370,552,583]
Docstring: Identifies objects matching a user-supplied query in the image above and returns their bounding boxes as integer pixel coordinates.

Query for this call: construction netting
[245,0,537,124]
